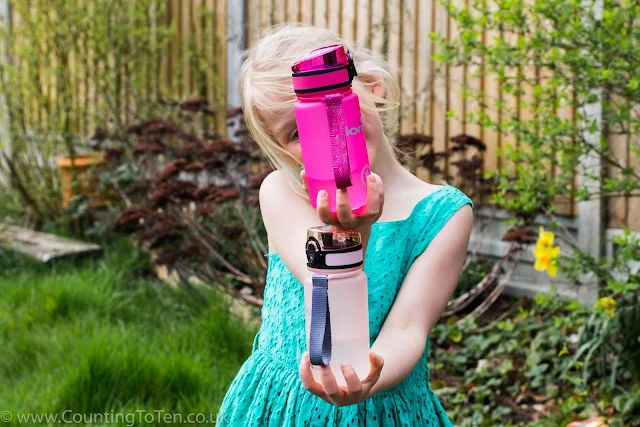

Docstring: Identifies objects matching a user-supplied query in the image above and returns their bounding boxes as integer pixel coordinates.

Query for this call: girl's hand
[300,169,384,231]
[298,351,384,407]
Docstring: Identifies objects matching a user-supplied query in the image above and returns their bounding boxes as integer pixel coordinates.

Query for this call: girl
[217,24,473,426]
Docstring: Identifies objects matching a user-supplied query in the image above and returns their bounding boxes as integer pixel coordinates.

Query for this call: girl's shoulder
[259,169,309,223]
[258,170,318,256]
[398,181,473,269]
[259,169,305,210]
[411,182,472,223]
[380,175,472,224]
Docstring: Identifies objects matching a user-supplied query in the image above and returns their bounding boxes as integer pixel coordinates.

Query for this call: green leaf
[558,343,569,357]
[447,325,463,343]
[499,359,514,374]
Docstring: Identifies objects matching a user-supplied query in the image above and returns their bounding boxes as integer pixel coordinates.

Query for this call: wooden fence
[8,0,229,137]
[5,0,637,231]
[244,0,639,231]
[162,0,228,134]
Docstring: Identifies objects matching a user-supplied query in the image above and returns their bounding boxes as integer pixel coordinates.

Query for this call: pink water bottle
[292,45,372,215]
[304,226,370,386]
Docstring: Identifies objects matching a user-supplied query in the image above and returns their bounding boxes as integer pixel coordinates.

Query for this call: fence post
[576,0,604,304]
[0,0,10,187]
[226,0,246,110]
[0,0,9,145]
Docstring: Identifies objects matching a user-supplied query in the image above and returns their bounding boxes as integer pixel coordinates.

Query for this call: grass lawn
[0,236,256,426]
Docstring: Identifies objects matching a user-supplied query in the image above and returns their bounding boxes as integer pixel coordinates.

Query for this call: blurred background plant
[433,0,640,424]
[0,0,221,228]
[107,102,271,305]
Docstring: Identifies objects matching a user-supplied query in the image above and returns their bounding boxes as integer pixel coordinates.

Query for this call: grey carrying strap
[309,274,331,366]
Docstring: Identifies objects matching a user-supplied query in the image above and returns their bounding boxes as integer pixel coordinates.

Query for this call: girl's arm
[367,204,473,395]
[299,202,472,406]
[259,170,383,284]
[259,170,321,283]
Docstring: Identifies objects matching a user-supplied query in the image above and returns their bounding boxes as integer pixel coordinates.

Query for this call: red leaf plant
[107,102,271,306]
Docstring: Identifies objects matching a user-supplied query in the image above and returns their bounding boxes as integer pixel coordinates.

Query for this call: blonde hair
[238,23,401,197]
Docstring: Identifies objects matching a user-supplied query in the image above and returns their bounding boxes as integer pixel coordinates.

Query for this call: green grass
[0,236,256,426]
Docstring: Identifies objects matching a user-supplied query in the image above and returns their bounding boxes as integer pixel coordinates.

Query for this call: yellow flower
[599,297,616,311]
[597,297,616,317]
[533,245,560,277]
[537,226,555,248]
[533,226,561,277]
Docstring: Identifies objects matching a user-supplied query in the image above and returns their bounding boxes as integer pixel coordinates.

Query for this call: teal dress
[216,185,473,426]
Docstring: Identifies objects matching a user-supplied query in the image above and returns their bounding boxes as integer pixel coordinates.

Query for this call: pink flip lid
[292,44,350,73]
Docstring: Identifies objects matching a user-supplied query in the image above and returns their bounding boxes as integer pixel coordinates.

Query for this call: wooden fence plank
[260,0,272,29]
[328,0,341,34]
[447,0,468,189]
[607,102,629,228]
[314,0,327,27]
[180,1,193,96]
[431,0,448,183]
[415,0,433,138]
[369,0,385,54]
[194,0,204,98]
[387,0,401,99]
[247,0,260,44]
[206,0,216,127]
[300,0,314,25]
[502,29,519,177]
[215,0,227,135]
[273,0,285,24]
[87,0,96,132]
[400,0,416,135]
[556,76,576,216]
[482,6,501,177]
[628,135,639,230]
[447,0,465,143]
[465,0,483,143]
[414,0,435,183]
[341,0,356,41]
[170,0,182,95]
[286,0,300,23]
[355,0,370,47]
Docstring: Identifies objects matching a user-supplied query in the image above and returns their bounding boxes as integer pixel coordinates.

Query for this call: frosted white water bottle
[304,226,370,387]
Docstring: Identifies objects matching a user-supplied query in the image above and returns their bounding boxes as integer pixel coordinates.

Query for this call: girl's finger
[318,365,342,402]
[365,174,380,216]
[340,363,363,396]
[300,170,308,192]
[362,352,384,387]
[375,174,385,210]
[335,188,354,227]
[299,353,327,397]
[316,190,334,225]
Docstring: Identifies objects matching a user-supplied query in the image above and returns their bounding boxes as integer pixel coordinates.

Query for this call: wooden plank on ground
[0,225,102,263]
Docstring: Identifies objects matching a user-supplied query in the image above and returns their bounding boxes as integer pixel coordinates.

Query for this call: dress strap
[404,186,473,274]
